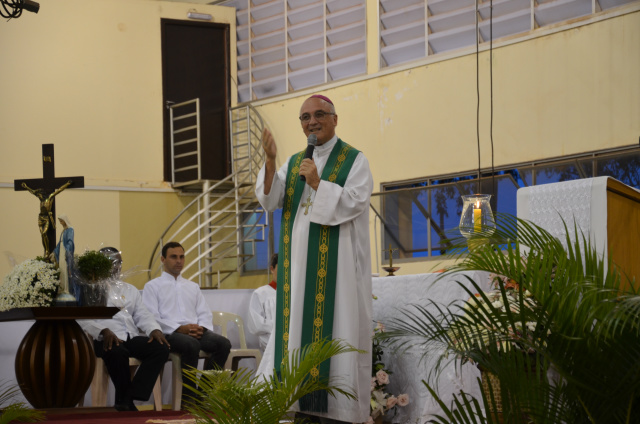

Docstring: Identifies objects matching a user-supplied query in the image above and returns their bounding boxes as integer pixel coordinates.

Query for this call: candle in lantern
[473,201,482,232]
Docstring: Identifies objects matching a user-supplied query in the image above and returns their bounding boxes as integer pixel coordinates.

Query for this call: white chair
[168,350,209,411]
[168,311,261,411]
[78,357,163,411]
[212,311,262,371]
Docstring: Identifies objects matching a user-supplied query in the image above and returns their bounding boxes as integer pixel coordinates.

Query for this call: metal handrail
[148,104,265,286]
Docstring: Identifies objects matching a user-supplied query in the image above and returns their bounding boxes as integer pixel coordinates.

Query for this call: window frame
[374,145,640,264]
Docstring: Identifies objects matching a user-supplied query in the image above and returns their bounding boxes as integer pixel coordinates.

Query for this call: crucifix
[14,144,85,258]
[385,244,399,268]
[301,193,313,215]
[381,244,400,276]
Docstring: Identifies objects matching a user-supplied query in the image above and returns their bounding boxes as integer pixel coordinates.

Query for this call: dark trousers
[167,331,231,403]
[93,336,170,405]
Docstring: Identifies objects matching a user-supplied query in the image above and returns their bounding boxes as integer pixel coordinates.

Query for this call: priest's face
[162,246,185,278]
[299,97,338,146]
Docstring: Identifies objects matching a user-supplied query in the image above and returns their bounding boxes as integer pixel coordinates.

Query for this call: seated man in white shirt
[247,253,277,351]
[142,241,231,407]
[79,247,170,412]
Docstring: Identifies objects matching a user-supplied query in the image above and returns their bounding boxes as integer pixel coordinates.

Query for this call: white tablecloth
[372,271,490,423]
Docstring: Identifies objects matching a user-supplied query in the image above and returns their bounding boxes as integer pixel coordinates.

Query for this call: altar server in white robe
[247,253,278,351]
[255,94,373,423]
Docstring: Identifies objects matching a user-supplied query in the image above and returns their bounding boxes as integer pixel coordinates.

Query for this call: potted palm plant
[183,338,361,424]
[380,213,640,423]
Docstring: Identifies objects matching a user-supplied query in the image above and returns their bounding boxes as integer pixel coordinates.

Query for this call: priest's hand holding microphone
[261,128,321,192]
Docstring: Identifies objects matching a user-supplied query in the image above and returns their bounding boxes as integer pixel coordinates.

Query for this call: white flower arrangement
[0,259,60,311]
[368,322,410,423]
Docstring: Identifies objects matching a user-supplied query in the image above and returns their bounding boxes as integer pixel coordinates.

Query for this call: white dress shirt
[79,281,161,341]
[142,271,213,334]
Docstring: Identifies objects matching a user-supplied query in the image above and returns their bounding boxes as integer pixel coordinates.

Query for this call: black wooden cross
[14,144,84,258]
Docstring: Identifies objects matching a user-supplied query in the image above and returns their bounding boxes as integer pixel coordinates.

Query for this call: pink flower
[375,322,386,332]
[386,395,398,408]
[376,369,389,385]
[397,393,410,407]
[371,377,377,391]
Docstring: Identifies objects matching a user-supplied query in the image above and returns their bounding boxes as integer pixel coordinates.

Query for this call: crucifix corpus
[14,144,85,258]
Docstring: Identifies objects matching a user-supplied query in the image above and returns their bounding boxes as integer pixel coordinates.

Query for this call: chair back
[212,311,249,349]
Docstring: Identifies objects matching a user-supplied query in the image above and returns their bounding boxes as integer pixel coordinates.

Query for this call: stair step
[204,253,254,259]
[206,223,264,229]
[205,269,236,276]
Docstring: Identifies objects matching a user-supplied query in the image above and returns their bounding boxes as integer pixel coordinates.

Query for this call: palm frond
[0,380,44,424]
[183,338,362,424]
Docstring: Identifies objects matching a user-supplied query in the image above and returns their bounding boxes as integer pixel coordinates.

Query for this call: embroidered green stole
[274,138,360,413]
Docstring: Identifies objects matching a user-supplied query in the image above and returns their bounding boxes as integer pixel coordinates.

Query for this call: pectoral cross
[384,244,399,267]
[14,144,84,257]
[301,193,313,215]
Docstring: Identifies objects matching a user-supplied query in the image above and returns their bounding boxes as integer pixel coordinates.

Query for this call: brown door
[161,19,230,183]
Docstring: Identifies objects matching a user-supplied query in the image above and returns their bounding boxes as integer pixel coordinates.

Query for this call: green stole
[274,138,360,413]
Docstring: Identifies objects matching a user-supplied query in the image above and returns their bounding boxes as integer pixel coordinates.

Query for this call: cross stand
[382,244,400,276]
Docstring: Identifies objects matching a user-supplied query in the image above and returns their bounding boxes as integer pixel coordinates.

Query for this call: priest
[255,94,373,423]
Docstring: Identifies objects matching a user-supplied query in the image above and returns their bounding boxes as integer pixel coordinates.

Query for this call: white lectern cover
[517,176,610,257]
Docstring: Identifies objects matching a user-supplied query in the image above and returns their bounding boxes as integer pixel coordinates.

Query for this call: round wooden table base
[15,320,95,408]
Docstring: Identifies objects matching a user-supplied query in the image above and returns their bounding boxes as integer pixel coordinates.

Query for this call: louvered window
[380,0,638,68]
[221,0,366,102]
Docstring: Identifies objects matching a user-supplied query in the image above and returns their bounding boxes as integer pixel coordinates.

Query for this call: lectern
[517,177,640,291]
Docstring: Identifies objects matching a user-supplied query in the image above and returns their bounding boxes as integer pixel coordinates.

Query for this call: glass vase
[459,194,496,239]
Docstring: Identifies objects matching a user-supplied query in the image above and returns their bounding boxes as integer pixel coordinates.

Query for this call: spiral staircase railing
[147,103,265,287]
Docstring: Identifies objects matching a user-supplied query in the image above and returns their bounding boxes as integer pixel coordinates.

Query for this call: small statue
[21,180,72,257]
[52,215,77,305]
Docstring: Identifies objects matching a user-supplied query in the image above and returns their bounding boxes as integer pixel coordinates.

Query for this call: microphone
[300,133,317,182]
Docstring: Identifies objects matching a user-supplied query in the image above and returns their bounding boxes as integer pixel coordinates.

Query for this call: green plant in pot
[76,250,112,307]
[379,213,640,424]
[183,338,360,424]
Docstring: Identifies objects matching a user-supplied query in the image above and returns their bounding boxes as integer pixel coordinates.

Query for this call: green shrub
[77,250,112,282]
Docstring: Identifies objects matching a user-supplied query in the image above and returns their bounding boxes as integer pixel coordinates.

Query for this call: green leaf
[0,380,44,424]
[183,339,362,424]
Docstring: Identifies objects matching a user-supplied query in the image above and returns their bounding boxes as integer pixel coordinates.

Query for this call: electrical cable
[490,0,496,197]
[475,0,481,194]
[476,0,497,198]
[1,0,23,19]
[1,0,39,20]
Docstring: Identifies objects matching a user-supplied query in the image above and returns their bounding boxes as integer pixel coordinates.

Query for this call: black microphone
[300,133,318,182]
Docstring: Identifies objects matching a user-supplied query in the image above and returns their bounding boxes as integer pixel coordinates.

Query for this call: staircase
[148,103,266,288]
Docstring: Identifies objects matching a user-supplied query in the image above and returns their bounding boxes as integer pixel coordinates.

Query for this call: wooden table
[0,307,119,408]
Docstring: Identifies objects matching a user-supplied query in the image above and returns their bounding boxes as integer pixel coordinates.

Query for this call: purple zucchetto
[309,94,334,105]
